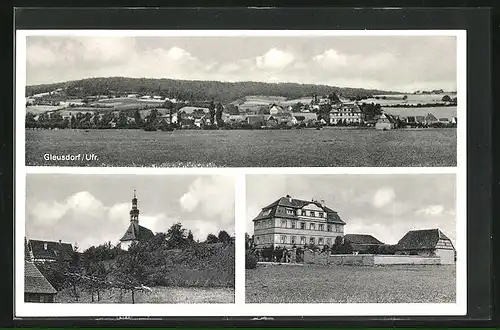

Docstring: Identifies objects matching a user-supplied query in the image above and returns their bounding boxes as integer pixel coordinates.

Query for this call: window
[286,208,294,215]
[326,238,332,246]
[268,219,272,227]
[256,236,260,244]
[300,222,306,229]
[309,223,315,231]
[318,237,324,245]
[309,237,315,244]
[280,235,287,244]
[301,210,306,216]
[318,224,324,231]
[335,224,342,232]
[300,236,306,245]
[309,211,315,217]
[319,212,324,218]
[327,224,332,232]
[281,220,287,228]
[43,243,48,250]
[291,221,296,229]
[291,236,296,244]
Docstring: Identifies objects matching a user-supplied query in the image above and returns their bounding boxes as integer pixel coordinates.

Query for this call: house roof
[344,234,384,245]
[28,240,74,261]
[396,229,453,251]
[120,222,154,242]
[178,106,209,114]
[425,113,438,121]
[253,196,345,224]
[25,261,57,294]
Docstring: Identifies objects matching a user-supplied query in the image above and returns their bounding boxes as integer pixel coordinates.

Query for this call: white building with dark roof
[252,195,346,249]
[395,228,456,264]
[119,190,154,251]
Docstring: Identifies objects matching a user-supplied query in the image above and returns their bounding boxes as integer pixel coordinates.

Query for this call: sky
[26,35,457,92]
[246,174,456,245]
[25,174,235,251]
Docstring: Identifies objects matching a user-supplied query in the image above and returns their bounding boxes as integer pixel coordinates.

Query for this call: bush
[245,250,258,269]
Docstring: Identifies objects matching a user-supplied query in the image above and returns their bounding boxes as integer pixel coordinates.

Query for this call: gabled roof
[25,261,57,294]
[120,222,154,242]
[344,234,384,245]
[253,196,345,224]
[178,106,209,114]
[425,113,438,121]
[28,240,74,262]
[396,229,453,251]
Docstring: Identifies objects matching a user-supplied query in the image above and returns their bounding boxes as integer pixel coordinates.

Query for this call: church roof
[120,222,154,242]
[25,261,57,294]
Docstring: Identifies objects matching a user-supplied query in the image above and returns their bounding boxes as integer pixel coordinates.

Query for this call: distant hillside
[26,77,401,103]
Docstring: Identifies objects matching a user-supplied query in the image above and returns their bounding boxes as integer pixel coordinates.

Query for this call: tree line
[26,77,397,104]
[36,223,234,303]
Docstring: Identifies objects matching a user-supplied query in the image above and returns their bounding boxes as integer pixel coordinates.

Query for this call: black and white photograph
[23,174,235,304]
[245,174,461,305]
[21,31,462,168]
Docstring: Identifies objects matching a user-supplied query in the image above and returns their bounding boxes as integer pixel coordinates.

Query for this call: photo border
[15,28,467,318]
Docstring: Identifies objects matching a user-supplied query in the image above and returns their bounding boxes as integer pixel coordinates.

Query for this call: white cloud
[372,187,396,208]
[179,192,199,211]
[30,200,69,224]
[313,49,349,67]
[255,48,295,69]
[416,204,445,216]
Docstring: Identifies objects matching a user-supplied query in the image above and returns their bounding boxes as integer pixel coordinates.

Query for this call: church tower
[130,189,139,224]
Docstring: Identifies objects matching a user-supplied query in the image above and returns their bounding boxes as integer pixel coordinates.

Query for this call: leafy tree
[206,233,219,244]
[245,250,258,269]
[208,100,216,124]
[328,92,340,104]
[117,111,128,128]
[25,112,37,128]
[134,110,143,127]
[225,104,240,115]
[187,230,194,243]
[258,106,270,115]
[442,95,452,102]
[215,102,224,127]
[163,100,174,126]
[166,223,187,248]
[217,230,232,244]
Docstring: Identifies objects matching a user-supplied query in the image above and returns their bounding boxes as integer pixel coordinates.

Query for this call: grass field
[246,264,456,304]
[26,127,456,167]
[55,286,234,304]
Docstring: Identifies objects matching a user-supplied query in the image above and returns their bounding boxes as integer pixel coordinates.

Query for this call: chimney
[286,194,292,202]
[320,199,325,206]
[44,243,47,250]
[59,240,62,244]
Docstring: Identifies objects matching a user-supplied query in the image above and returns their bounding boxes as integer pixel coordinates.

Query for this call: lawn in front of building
[246,264,455,303]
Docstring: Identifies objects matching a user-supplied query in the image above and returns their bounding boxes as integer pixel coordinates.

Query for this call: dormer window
[286,208,294,215]
[43,243,48,250]
[319,212,324,218]
[309,211,315,217]
[301,210,306,216]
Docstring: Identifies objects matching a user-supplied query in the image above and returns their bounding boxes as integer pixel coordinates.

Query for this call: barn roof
[28,240,74,262]
[344,234,384,245]
[395,228,453,251]
[25,261,57,294]
[120,223,154,242]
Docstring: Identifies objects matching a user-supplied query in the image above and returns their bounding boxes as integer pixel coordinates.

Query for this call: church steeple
[130,189,139,224]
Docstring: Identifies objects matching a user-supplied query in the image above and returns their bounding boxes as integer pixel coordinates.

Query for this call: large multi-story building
[330,102,363,125]
[252,195,346,249]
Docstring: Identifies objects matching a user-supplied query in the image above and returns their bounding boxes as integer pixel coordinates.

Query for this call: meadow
[55,286,235,304]
[26,127,456,167]
[246,264,456,304]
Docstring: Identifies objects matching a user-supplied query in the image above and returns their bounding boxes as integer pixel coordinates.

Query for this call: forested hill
[26,77,400,102]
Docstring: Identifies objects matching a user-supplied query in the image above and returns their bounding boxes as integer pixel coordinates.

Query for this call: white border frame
[15,29,467,317]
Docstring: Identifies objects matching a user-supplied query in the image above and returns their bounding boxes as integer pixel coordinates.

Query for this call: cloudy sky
[26,35,457,92]
[26,174,235,250]
[246,174,456,245]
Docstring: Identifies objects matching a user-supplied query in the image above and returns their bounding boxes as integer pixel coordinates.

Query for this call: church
[119,190,154,251]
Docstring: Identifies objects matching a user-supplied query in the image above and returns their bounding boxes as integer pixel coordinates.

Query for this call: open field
[54,286,234,304]
[26,128,456,167]
[246,264,456,303]
[383,106,457,118]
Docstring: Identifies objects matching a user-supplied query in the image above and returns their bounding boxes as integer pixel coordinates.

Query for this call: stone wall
[303,251,442,266]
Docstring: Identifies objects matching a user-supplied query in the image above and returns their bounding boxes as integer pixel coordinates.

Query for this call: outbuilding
[395,228,456,264]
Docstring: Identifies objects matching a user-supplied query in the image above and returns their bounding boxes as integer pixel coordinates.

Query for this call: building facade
[119,190,154,251]
[252,195,346,249]
[330,102,363,125]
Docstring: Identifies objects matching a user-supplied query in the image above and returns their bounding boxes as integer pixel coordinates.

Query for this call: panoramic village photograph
[23,174,235,304]
[245,174,457,304]
[24,34,458,167]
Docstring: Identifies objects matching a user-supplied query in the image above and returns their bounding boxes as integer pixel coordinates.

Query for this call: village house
[344,234,385,254]
[395,228,456,264]
[252,195,346,249]
[269,104,287,115]
[24,261,57,303]
[245,115,266,127]
[330,102,363,125]
[424,113,439,125]
[375,113,397,130]
[119,190,155,251]
[26,239,74,263]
